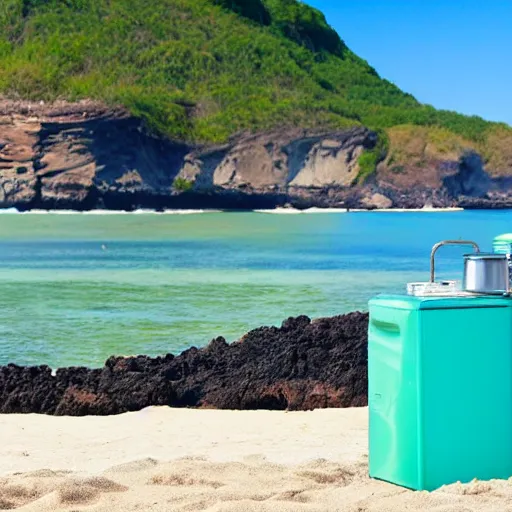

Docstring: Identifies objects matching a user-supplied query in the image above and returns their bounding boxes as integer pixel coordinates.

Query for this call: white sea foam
[254,209,299,214]
[303,207,348,213]
[0,208,223,215]
[371,207,464,212]
[0,208,90,215]
[83,209,132,215]
[133,208,159,214]
[0,205,464,215]
[254,206,464,214]
[160,209,222,214]
[46,209,88,215]
[23,209,56,214]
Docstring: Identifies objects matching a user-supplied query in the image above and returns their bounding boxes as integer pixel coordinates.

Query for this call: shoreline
[0,206,467,214]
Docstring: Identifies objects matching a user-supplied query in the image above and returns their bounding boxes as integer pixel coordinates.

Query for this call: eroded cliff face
[0,99,510,210]
[179,129,373,192]
[0,99,378,210]
[0,100,192,210]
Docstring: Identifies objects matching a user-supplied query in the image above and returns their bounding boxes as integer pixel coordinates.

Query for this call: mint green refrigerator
[368,294,512,491]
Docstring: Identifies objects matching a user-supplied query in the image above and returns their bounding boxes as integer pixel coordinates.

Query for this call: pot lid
[464,252,507,260]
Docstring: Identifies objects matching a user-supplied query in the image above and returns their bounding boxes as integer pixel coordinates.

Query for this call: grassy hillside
[1,0,511,174]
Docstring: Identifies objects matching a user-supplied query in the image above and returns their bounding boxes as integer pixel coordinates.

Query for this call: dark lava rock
[0,312,369,416]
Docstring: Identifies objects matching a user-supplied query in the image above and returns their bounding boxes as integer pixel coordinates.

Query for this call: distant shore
[253,206,465,213]
[0,206,466,215]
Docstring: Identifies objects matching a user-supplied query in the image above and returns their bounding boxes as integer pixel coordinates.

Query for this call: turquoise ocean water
[1,209,511,368]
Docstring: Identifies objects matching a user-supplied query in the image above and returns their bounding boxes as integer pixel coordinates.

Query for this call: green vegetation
[357,129,389,183]
[212,0,270,25]
[0,0,511,176]
[173,176,195,192]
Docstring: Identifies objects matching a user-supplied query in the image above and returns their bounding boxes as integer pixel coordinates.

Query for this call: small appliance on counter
[406,239,510,297]
[368,238,512,491]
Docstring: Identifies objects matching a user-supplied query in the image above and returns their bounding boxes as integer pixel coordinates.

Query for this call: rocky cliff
[0,100,510,210]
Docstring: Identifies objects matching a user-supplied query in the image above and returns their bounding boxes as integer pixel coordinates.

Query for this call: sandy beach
[0,407,509,511]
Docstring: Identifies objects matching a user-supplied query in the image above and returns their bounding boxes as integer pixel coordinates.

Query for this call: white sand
[0,406,509,511]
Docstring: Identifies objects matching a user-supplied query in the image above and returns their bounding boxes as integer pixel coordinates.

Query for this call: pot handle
[430,240,480,283]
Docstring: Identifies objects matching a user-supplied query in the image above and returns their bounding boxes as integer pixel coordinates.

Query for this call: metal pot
[463,253,509,295]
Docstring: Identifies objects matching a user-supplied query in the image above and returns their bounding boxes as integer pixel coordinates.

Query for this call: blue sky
[307,0,512,126]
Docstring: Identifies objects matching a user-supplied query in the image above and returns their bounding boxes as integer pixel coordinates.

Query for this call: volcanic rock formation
[0,312,369,416]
